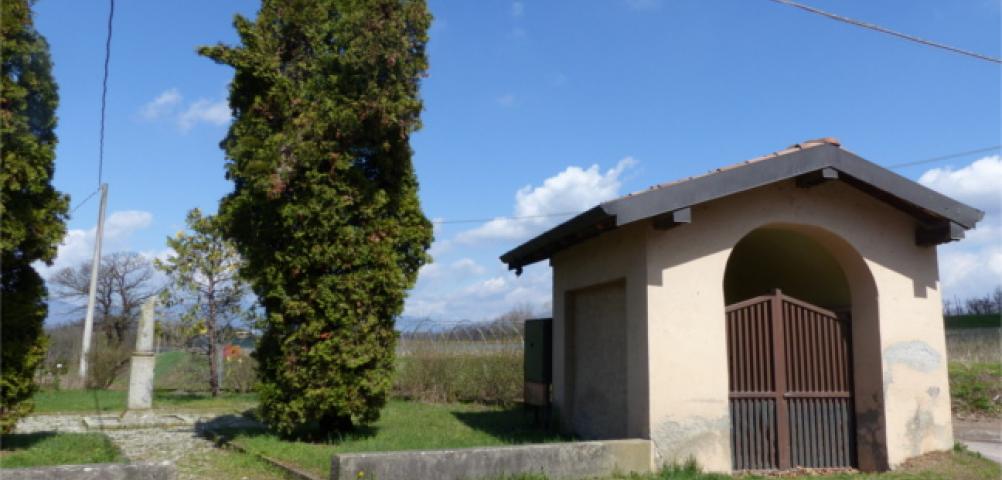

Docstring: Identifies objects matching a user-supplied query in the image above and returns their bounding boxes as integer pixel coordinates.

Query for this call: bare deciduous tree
[50,252,157,345]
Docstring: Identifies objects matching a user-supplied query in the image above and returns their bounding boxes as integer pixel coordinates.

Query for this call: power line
[431,211,580,225]
[767,0,1002,65]
[884,145,1001,169]
[97,0,115,186]
[430,145,999,225]
[69,187,101,215]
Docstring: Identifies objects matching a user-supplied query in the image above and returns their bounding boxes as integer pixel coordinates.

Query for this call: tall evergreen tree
[0,0,69,432]
[201,0,433,435]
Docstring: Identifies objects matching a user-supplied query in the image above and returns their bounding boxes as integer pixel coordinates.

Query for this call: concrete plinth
[127,298,157,411]
[127,353,155,410]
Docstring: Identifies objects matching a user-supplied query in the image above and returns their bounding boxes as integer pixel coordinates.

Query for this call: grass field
[949,362,1002,416]
[32,389,257,414]
[211,400,564,478]
[0,432,123,469]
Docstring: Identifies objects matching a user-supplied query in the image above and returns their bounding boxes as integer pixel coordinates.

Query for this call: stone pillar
[128,298,157,410]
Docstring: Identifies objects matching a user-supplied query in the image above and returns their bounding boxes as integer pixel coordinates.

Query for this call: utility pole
[79,183,108,380]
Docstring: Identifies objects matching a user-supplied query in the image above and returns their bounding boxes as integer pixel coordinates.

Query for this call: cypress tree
[1,0,69,432]
[200,0,433,436]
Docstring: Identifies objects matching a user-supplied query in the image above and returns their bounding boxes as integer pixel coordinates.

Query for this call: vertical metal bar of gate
[727,290,855,471]
[770,291,791,469]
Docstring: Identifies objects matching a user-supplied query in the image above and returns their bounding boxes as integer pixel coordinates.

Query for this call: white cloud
[451,258,487,276]
[178,99,231,131]
[416,257,486,282]
[919,155,1002,299]
[141,89,182,120]
[496,93,517,107]
[465,276,508,297]
[456,157,636,244]
[404,157,636,321]
[511,1,524,17]
[33,210,154,279]
[104,210,154,239]
[140,89,231,132]
[919,156,1002,213]
[404,264,552,321]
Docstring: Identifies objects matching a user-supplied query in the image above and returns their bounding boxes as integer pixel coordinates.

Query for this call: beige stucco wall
[552,222,650,444]
[550,178,954,472]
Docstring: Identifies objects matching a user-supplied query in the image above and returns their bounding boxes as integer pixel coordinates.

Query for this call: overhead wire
[69,0,114,218]
[431,211,581,225]
[767,0,1002,64]
[69,188,101,215]
[883,145,1001,169]
[97,0,115,186]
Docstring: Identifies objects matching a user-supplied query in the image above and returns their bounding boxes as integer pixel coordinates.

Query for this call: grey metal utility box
[524,318,552,383]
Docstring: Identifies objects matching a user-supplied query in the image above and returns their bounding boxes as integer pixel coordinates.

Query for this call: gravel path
[15,413,262,479]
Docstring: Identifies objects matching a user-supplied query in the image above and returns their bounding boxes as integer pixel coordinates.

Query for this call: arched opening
[722,224,887,472]
[724,227,850,310]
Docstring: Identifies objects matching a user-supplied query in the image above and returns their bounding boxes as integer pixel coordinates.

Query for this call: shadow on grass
[0,432,58,452]
[451,404,567,444]
[153,391,207,403]
[195,413,379,446]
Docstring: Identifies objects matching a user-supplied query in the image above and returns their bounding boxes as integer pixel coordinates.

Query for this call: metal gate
[726,290,856,470]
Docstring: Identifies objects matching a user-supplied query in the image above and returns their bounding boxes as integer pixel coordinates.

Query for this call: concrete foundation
[4,462,175,480]
[331,440,652,480]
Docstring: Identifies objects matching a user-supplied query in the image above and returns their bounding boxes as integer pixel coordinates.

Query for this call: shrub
[223,353,257,394]
[84,337,131,390]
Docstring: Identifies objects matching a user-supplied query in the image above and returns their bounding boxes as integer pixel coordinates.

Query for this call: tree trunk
[207,291,220,397]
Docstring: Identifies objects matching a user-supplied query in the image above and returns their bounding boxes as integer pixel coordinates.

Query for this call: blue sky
[33,0,1001,325]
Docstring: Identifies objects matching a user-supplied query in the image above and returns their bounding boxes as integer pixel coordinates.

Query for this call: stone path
[16,413,262,480]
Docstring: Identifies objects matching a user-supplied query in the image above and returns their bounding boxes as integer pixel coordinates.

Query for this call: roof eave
[500,144,985,271]
[499,206,615,273]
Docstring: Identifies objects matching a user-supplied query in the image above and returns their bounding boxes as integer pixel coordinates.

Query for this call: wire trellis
[397,318,525,357]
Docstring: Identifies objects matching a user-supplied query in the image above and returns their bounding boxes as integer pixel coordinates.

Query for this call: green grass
[0,432,123,468]
[177,446,295,480]
[503,448,999,480]
[949,362,1002,416]
[153,350,189,379]
[945,314,1002,329]
[212,400,565,478]
[31,389,258,414]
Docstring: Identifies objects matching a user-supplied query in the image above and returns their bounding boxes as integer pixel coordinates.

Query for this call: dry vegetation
[946,327,1001,365]
[393,308,532,405]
